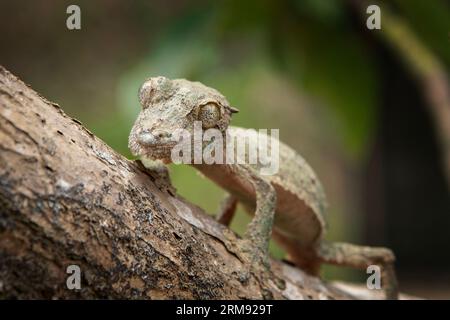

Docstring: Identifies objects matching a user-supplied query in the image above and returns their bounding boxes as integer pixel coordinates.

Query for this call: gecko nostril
[153,131,171,139]
[138,132,156,145]
[139,130,171,145]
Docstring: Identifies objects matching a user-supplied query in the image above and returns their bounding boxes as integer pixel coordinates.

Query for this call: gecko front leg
[230,164,277,275]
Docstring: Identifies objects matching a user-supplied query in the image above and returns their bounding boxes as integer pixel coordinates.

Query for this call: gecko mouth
[128,130,171,156]
[133,143,177,162]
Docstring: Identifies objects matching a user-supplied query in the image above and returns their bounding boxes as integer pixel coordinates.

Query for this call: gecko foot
[137,157,176,195]
[235,238,272,285]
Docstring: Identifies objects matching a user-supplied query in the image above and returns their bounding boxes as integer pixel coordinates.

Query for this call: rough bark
[0,66,405,300]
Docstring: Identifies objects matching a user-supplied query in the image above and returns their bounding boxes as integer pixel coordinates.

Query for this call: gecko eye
[138,81,154,108]
[198,103,221,129]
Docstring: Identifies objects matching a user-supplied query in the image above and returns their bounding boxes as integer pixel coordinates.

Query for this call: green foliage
[394,0,450,68]
[85,0,448,282]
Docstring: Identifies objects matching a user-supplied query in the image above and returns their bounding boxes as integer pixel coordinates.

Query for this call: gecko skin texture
[129,76,399,299]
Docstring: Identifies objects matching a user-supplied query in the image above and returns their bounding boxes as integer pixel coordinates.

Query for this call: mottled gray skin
[129,77,399,299]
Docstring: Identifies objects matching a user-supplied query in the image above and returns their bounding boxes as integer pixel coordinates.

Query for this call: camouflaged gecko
[128,76,399,299]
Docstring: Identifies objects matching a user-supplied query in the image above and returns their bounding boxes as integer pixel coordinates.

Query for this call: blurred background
[1,0,449,299]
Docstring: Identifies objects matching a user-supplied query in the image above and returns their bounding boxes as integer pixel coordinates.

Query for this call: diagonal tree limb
[0,65,411,299]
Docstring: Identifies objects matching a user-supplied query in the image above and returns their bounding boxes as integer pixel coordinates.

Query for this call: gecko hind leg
[317,241,399,300]
[216,193,238,226]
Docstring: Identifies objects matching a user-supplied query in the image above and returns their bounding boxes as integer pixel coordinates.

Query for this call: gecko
[128,76,399,299]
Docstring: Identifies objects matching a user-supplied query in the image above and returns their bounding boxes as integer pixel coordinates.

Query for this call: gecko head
[128,76,239,162]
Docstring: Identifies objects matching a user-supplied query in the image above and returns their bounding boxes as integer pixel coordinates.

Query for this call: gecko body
[129,77,398,299]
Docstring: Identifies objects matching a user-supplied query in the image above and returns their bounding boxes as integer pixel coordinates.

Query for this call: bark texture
[0,66,403,299]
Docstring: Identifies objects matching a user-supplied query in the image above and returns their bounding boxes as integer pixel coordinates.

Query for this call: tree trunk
[0,66,408,299]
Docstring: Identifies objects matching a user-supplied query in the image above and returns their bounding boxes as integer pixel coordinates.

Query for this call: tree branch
[0,66,409,299]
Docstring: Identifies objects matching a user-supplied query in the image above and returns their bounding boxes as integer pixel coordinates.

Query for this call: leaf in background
[394,0,450,68]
